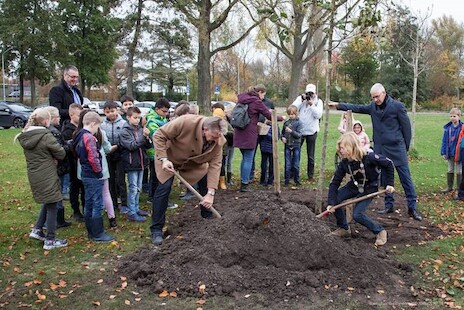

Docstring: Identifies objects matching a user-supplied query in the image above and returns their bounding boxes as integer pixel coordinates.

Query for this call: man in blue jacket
[329,83,422,221]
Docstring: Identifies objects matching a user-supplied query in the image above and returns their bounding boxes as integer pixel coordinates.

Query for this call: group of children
[18,89,408,250]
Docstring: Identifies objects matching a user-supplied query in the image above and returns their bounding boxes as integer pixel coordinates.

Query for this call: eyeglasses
[66,73,79,79]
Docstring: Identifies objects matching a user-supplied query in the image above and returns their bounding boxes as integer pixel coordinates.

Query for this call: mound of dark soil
[117,189,442,306]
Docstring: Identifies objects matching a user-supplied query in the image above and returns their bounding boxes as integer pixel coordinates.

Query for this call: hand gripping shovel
[174,171,222,219]
[316,189,387,219]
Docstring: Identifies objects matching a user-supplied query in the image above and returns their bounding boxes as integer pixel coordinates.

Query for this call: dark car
[0,101,33,129]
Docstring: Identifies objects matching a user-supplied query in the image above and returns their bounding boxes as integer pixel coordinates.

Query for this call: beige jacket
[153,114,226,188]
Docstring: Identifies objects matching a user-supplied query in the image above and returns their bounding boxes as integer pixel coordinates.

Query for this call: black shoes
[378,206,394,214]
[240,183,251,192]
[151,231,163,245]
[408,209,422,221]
[379,206,422,221]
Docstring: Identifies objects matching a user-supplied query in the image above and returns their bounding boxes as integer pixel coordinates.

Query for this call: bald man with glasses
[49,65,83,124]
[329,83,422,221]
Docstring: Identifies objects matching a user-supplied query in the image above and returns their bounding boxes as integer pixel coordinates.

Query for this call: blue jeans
[284,147,301,184]
[60,173,70,194]
[127,170,143,216]
[333,185,384,234]
[240,148,255,184]
[151,174,210,233]
[226,147,235,173]
[382,164,417,210]
[82,178,104,218]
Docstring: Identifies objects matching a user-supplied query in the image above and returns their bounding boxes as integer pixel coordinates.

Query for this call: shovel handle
[316,189,388,219]
[174,171,222,219]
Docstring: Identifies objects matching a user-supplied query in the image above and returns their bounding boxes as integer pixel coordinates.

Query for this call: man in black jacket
[329,83,422,221]
[49,65,83,124]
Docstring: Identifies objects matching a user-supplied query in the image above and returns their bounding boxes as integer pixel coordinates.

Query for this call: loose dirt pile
[117,189,442,307]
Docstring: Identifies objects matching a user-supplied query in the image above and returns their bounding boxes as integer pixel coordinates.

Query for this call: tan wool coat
[153,114,226,189]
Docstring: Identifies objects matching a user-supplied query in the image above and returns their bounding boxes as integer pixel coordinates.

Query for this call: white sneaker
[168,203,178,209]
[29,229,46,241]
[43,239,68,250]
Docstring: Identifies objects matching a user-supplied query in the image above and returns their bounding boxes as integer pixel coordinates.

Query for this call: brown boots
[219,176,227,190]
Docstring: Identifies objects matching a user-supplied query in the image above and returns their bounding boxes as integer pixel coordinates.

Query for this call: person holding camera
[290,83,323,182]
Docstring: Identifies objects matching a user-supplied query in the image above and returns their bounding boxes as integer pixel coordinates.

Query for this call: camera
[302,92,314,101]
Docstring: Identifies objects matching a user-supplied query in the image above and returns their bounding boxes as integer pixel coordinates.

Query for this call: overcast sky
[402,0,464,23]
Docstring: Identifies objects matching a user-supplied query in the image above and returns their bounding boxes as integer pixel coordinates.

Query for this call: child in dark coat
[17,108,68,250]
[326,132,395,246]
[119,107,151,222]
[259,123,276,186]
[281,106,303,186]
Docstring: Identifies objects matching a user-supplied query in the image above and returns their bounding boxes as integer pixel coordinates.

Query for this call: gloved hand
[326,205,335,213]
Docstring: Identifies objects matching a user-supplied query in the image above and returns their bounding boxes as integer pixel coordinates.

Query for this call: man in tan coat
[150,114,227,245]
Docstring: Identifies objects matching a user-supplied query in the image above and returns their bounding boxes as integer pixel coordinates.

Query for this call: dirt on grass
[116,188,444,308]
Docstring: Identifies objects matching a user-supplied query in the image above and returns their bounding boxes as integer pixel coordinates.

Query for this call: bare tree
[258,0,380,104]
[162,0,271,110]
[396,9,435,149]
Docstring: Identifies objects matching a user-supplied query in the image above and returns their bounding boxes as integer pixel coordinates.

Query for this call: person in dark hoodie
[16,108,68,250]
[232,84,284,192]
[119,107,151,222]
[61,103,85,221]
[73,111,114,242]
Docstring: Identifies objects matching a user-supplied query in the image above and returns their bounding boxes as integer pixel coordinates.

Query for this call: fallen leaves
[158,290,178,298]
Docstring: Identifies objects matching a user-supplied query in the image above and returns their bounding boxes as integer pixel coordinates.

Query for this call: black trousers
[301,133,317,178]
[108,157,127,206]
[68,157,85,215]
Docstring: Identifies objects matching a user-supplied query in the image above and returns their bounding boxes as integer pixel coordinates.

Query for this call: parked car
[134,101,156,117]
[0,101,33,129]
[34,97,93,111]
[7,90,32,98]
[94,100,121,116]
[211,100,236,111]
[81,97,96,110]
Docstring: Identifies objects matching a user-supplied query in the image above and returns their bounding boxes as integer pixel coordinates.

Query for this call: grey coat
[337,95,411,166]
[17,127,66,204]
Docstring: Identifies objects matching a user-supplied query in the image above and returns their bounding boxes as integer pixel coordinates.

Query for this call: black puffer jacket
[328,152,394,206]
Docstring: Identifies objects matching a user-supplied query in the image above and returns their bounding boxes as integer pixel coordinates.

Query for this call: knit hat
[213,108,225,118]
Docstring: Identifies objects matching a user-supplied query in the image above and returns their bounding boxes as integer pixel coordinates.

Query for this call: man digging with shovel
[150,115,227,245]
[326,132,395,246]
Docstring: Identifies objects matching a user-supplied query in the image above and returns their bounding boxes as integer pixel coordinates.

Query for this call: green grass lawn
[0,111,463,309]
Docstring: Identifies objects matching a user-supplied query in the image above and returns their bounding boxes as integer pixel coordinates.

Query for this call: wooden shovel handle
[316,189,388,218]
[174,171,222,219]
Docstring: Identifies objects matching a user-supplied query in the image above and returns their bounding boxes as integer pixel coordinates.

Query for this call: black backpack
[230,103,251,129]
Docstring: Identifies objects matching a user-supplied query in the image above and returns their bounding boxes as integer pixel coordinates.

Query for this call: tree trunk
[197,30,212,111]
[126,0,144,97]
[316,0,336,214]
[30,78,36,105]
[287,59,305,105]
[411,35,420,150]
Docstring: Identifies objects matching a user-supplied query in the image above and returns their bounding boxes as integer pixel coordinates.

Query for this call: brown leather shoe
[375,230,387,246]
[330,227,351,237]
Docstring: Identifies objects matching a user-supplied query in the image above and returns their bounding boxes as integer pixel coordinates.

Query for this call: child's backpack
[230,103,250,129]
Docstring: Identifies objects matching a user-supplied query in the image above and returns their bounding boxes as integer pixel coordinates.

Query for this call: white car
[82,97,97,110]
[135,101,156,117]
